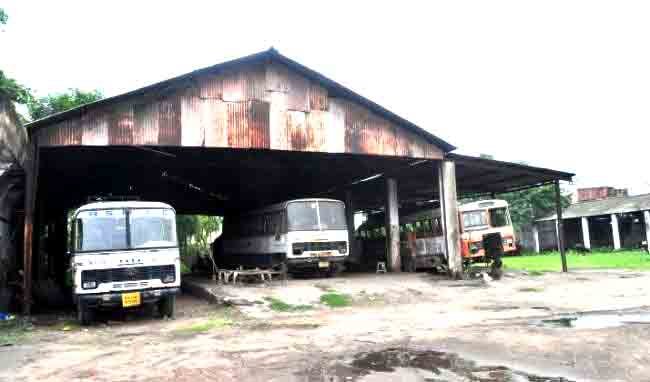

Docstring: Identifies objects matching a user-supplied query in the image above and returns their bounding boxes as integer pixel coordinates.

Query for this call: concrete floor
[2,270,650,381]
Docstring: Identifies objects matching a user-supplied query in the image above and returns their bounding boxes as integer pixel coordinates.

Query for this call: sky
[1,1,649,196]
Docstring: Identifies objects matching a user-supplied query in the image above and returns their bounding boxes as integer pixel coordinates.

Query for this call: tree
[500,184,571,229]
[0,70,31,104]
[0,8,8,25]
[27,88,103,120]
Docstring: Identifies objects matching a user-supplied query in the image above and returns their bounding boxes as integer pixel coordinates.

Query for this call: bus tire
[158,295,176,319]
[77,303,95,326]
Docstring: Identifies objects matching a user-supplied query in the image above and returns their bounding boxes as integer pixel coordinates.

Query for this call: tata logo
[126,268,138,279]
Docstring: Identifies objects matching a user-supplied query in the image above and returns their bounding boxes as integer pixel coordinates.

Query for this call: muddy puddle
[308,348,572,381]
[539,311,650,329]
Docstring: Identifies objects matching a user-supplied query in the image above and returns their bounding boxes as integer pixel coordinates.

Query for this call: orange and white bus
[355,199,517,270]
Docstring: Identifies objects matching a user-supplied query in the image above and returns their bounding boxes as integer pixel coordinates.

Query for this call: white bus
[69,201,180,325]
[215,198,349,274]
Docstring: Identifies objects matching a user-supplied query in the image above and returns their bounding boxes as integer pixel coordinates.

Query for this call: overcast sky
[1,1,649,195]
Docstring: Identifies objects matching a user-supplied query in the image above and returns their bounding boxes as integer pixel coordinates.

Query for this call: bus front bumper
[76,287,180,308]
[286,256,347,270]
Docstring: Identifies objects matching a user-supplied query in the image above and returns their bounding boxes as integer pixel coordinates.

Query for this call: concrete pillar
[385,178,401,272]
[344,190,355,259]
[438,161,462,278]
[643,211,650,252]
[533,225,540,253]
[611,213,621,250]
[581,217,591,250]
[554,180,567,272]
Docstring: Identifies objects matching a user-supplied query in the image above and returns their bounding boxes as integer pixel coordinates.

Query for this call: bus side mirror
[274,226,281,241]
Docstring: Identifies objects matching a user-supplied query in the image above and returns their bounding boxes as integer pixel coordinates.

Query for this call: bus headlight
[82,281,97,289]
[338,242,347,254]
[162,273,175,283]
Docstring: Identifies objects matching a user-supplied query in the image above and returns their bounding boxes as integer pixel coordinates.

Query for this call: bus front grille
[81,265,175,284]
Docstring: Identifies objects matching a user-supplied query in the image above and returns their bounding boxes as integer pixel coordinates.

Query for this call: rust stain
[158,97,181,146]
[222,63,266,103]
[198,75,222,99]
[81,111,109,146]
[309,83,328,111]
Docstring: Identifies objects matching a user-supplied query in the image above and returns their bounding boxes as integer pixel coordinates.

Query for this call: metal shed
[1,49,573,314]
[536,194,650,252]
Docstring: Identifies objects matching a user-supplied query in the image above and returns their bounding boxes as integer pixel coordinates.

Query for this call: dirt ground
[2,269,650,381]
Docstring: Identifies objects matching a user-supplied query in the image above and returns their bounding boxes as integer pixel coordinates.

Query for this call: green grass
[174,316,232,334]
[503,250,650,272]
[320,293,352,308]
[518,287,544,293]
[264,297,313,312]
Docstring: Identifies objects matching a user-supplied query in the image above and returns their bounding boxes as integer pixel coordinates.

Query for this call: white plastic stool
[376,262,387,274]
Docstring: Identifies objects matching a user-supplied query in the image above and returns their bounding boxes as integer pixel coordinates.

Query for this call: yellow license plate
[122,292,141,307]
[318,261,330,268]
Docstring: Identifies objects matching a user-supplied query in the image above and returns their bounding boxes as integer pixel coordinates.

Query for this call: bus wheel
[158,295,176,319]
[77,303,95,326]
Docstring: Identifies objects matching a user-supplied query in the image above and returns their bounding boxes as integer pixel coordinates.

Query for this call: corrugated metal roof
[25,48,456,152]
[537,193,650,221]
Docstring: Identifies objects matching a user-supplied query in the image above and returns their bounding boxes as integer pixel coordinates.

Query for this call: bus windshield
[74,208,177,252]
[462,210,488,230]
[287,201,347,231]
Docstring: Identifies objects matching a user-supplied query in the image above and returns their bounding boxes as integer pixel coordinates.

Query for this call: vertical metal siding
[181,95,204,146]
[108,105,134,145]
[132,102,159,145]
[157,97,181,146]
[202,99,228,147]
[309,83,328,111]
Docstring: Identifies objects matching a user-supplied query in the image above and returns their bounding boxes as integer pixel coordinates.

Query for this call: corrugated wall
[35,61,443,159]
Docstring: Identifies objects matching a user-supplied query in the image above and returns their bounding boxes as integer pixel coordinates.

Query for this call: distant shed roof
[537,193,650,221]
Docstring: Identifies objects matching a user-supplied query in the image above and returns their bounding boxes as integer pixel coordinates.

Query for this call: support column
[554,180,567,272]
[438,161,462,278]
[384,178,401,272]
[580,216,591,250]
[611,213,621,250]
[344,190,355,260]
[23,144,39,315]
[533,225,540,253]
[643,211,650,252]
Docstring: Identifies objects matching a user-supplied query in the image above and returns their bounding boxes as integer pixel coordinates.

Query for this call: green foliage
[264,297,313,312]
[0,70,32,104]
[320,293,351,308]
[503,250,650,271]
[27,89,103,120]
[500,184,571,229]
[0,8,7,25]
[176,215,222,256]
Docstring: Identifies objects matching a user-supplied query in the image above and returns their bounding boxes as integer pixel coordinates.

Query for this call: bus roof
[458,199,509,212]
[241,198,344,216]
[74,201,175,214]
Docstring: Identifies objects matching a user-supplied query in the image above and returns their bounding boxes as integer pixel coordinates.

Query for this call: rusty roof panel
[286,71,310,112]
[198,75,222,99]
[222,63,267,103]
[266,62,290,93]
[157,97,181,146]
[227,101,270,149]
[202,99,228,147]
[133,102,159,145]
[303,110,328,152]
[181,95,204,146]
[108,105,134,145]
[309,83,328,111]
[39,119,82,146]
[81,111,109,146]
